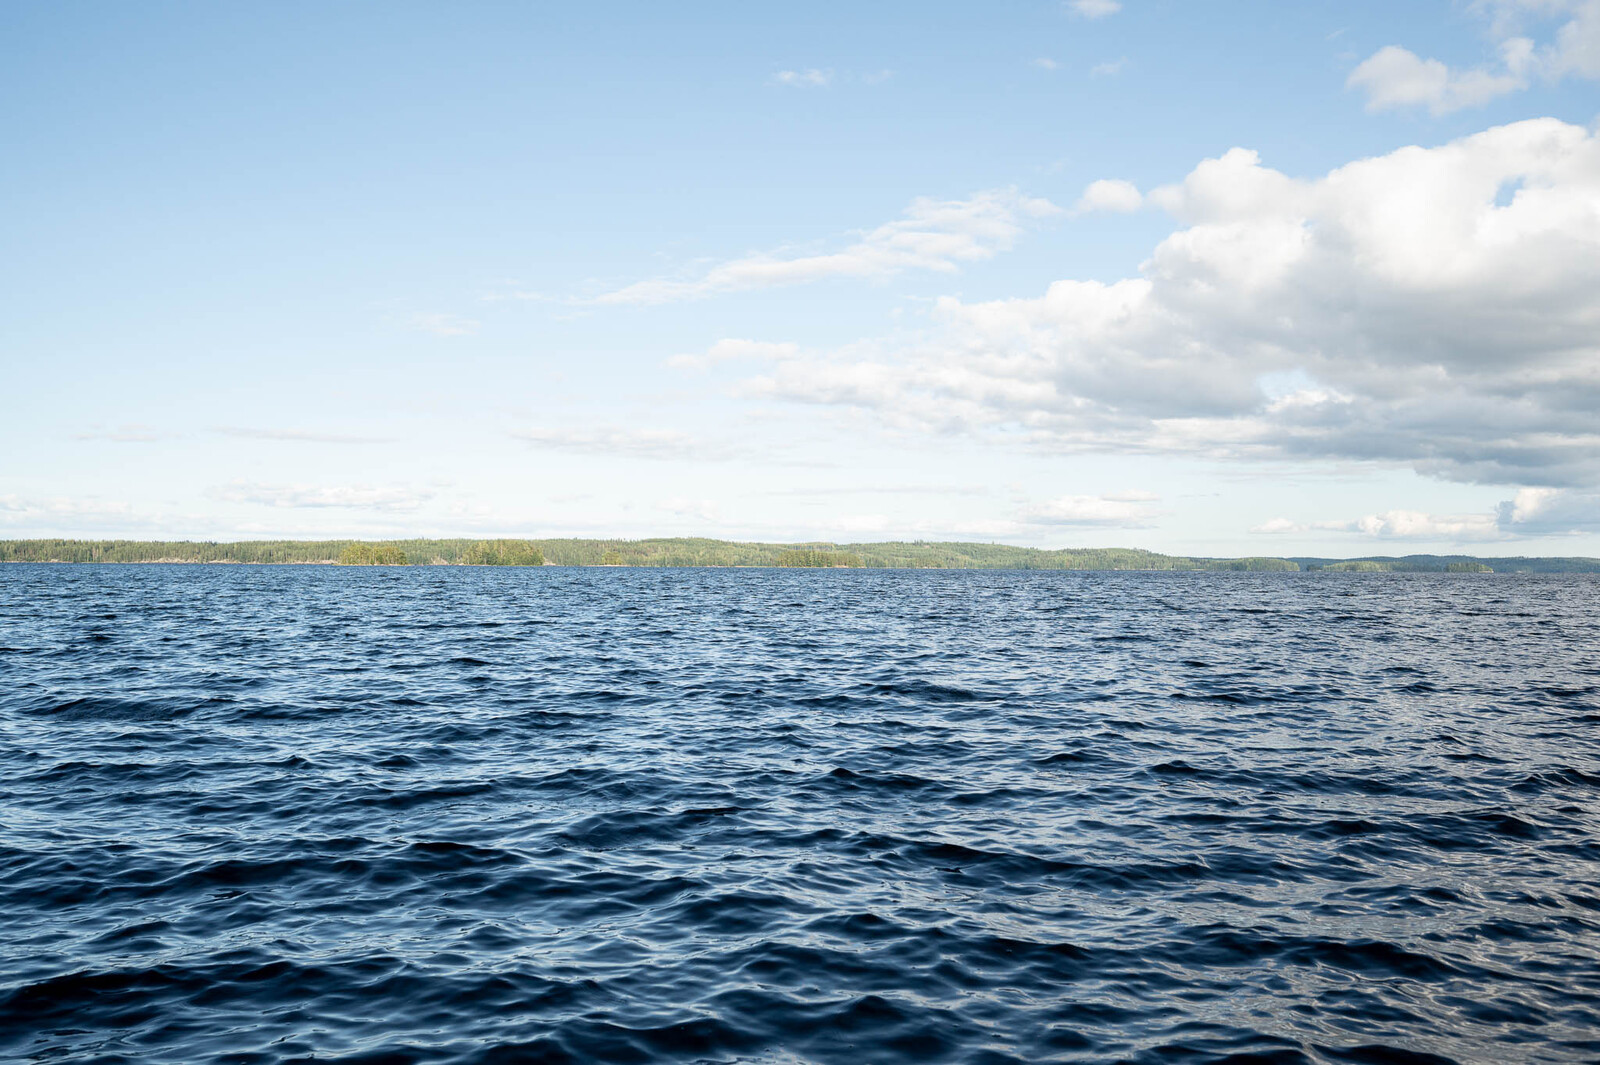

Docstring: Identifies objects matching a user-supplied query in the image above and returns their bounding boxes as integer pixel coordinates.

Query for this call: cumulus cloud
[1075,178,1143,213]
[1347,41,1534,114]
[1348,0,1599,113]
[209,482,433,511]
[1068,0,1121,18]
[741,119,1600,489]
[594,189,1060,305]
[1495,486,1600,533]
[1019,492,1160,527]
[1250,517,1306,535]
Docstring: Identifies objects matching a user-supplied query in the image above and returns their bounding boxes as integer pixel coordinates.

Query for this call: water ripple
[2,566,1598,1063]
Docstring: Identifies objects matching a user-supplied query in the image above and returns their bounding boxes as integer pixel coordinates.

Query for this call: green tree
[777,549,863,568]
[339,543,409,565]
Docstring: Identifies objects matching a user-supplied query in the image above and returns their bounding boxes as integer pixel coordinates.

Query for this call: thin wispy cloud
[0,494,146,525]
[1069,0,1122,18]
[512,426,734,461]
[208,481,434,511]
[771,68,832,88]
[593,189,1060,305]
[1090,58,1129,76]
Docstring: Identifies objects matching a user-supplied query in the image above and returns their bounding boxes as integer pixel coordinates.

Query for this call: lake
[2,565,1597,1064]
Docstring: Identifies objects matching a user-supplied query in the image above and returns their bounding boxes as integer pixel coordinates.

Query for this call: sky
[3,0,1600,556]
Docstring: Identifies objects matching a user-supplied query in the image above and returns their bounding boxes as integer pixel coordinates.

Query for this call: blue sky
[4,1,1600,554]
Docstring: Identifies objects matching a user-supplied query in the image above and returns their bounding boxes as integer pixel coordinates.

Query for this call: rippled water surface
[3,565,1599,1064]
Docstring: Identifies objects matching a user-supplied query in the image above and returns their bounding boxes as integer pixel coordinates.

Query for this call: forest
[0,537,1289,569]
[3,539,1597,572]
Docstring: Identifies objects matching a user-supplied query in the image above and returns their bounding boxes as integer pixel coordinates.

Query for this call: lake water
[2,565,1598,1064]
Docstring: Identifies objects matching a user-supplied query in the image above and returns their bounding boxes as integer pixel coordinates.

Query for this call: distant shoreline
[3,539,1597,573]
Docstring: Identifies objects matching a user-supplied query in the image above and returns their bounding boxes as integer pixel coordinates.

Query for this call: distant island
[3,538,1598,572]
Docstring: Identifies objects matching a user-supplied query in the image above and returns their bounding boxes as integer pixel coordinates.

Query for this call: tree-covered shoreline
[3,538,1597,572]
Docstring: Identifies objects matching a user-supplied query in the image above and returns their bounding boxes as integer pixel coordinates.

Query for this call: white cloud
[410,313,479,337]
[1483,0,1600,75]
[1019,492,1160,527]
[1348,0,1600,113]
[1251,517,1307,534]
[1347,41,1533,114]
[1550,1,1600,75]
[594,189,1060,305]
[1090,58,1128,76]
[739,119,1600,489]
[208,482,434,511]
[1075,178,1143,213]
[1033,57,1060,70]
[1069,0,1122,18]
[771,68,832,88]
[1496,486,1600,532]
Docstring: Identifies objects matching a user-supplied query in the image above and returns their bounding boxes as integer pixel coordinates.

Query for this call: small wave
[1,566,1597,1063]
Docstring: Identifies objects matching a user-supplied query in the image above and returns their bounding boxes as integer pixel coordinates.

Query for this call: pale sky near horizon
[4,1,1600,556]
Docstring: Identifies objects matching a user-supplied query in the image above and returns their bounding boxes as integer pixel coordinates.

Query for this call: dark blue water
[2,566,1599,1064]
